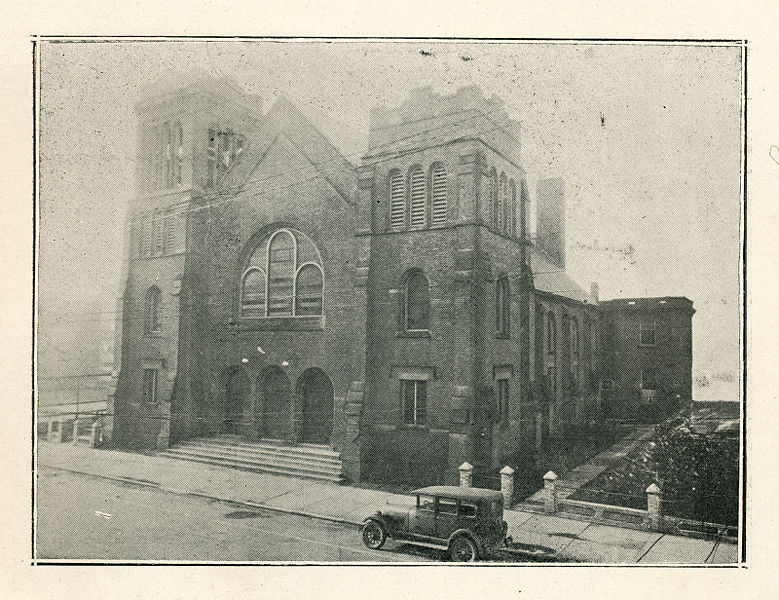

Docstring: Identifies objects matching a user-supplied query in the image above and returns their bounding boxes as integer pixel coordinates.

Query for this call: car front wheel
[449,535,479,562]
[362,520,387,550]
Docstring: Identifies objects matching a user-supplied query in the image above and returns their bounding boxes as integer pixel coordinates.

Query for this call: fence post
[646,483,662,530]
[89,420,102,447]
[543,471,558,514]
[459,462,473,488]
[500,466,515,509]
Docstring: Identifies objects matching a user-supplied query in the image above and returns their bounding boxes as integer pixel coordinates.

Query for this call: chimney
[536,178,566,270]
[590,282,599,302]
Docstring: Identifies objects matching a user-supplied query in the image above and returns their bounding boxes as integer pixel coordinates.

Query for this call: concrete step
[162,447,345,476]
[159,436,345,483]
[188,436,342,460]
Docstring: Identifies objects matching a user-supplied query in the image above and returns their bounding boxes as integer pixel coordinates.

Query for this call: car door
[411,494,436,537]
[435,496,459,539]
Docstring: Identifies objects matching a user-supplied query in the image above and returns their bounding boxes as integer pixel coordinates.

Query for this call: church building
[109,75,694,485]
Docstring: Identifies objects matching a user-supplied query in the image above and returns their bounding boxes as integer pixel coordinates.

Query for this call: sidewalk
[37,441,737,564]
[520,425,655,506]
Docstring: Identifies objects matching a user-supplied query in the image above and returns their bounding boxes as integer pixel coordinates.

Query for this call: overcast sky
[38,40,743,400]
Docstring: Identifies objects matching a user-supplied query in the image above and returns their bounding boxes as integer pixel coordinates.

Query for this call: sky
[38,40,743,401]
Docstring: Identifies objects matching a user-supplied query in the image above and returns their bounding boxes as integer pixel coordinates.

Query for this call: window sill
[399,423,429,432]
[397,330,431,339]
[238,315,324,331]
[495,333,511,340]
[145,331,162,338]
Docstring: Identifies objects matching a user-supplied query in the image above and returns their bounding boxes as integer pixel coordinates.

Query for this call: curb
[39,463,365,529]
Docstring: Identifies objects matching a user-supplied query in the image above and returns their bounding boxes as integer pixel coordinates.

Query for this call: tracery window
[240,228,323,318]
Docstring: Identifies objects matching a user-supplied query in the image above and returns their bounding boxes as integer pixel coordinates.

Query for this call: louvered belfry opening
[430,163,447,226]
[389,169,405,231]
[408,166,426,229]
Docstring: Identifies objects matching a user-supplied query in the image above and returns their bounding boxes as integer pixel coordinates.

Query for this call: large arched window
[403,270,430,331]
[570,317,580,386]
[389,168,405,231]
[240,228,324,318]
[496,275,510,337]
[498,172,508,233]
[489,167,498,227]
[408,165,426,229]
[546,312,557,357]
[145,286,162,334]
[430,163,448,227]
[509,179,517,237]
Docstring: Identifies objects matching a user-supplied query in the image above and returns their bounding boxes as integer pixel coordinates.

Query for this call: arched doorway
[225,369,250,434]
[298,368,334,444]
[259,366,291,440]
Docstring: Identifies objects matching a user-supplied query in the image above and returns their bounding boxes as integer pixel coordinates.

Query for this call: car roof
[412,486,504,502]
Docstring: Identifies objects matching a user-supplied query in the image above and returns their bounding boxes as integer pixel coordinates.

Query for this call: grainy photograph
[34,38,744,564]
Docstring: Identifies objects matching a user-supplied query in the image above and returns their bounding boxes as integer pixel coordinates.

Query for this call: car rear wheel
[449,535,479,562]
[362,520,387,550]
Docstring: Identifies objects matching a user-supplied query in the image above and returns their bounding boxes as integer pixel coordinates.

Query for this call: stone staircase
[158,435,345,484]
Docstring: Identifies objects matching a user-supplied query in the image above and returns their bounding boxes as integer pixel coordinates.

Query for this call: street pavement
[36,467,434,562]
[37,441,738,564]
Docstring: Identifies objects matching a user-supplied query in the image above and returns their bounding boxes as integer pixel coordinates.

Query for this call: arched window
[490,167,498,227]
[498,172,508,233]
[241,269,266,317]
[240,228,324,318]
[430,163,448,227]
[145,286,162,334]
[295,264,324,316]
[267,231,295,316]
[408,165,426,229]
[389,169,405,231]
[546,312,557,357]
[570,317,580,386]
[496,276,510,337]
[404,270,430,331]
[509,179,517,237]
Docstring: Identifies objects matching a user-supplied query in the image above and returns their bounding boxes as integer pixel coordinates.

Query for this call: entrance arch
[224,368,250,434]
[298,368,334,444]
[259,366,292,440]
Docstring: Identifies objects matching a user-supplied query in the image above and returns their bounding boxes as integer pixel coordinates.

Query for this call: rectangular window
[496,378,509,422]
[460,502,477,518]
[142,369,158,404]
[438,498,458,515]
[153,218,164,255]
[163,215,176,254]
[640,321,656,345]
[641,368,657,390]
[140,218,152,257]
[418,494,435,511]
[401,379,427,425]
[546,365,557,396]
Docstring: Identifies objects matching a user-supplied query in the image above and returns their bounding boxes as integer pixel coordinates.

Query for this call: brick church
[109,75,694,485]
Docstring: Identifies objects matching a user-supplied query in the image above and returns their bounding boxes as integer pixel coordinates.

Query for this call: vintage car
[361,485,508,562]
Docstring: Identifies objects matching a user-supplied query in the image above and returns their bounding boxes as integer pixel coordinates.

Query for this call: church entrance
[259,366,291,440]
[299,368,334,444]
[225,369,250,434]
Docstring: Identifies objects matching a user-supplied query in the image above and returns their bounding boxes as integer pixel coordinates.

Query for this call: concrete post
[646,483,662,530]
[500,466,515,509]
[90,421,102,447]
[71,419,83,444]
[459,462,474,488]
[543,470,558,514]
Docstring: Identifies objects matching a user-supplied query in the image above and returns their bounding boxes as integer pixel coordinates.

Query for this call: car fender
[362,514,392,536]
[447,528,484,552]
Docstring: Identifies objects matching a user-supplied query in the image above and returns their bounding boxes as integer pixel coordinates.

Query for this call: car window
[460,501,477,518]
[438,497,457,515]
[418,494,435,511]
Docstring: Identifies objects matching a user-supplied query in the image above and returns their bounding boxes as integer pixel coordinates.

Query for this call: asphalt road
[35,467,437,563]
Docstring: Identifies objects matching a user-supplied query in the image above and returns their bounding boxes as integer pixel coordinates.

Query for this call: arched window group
[488,167,518,237]
[145,286,162,334]
[240,228,324,318]
[495,275,510,337]
[402,270,430,331]
[389,163,448,231]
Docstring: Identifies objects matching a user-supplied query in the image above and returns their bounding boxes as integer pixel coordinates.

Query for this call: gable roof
[531,245,597,305]
[221,96,356,204]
